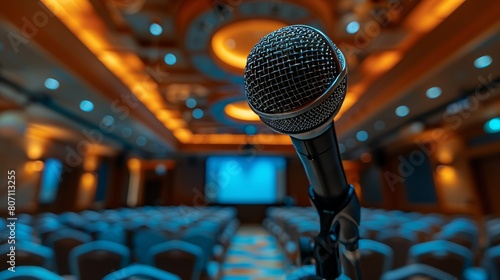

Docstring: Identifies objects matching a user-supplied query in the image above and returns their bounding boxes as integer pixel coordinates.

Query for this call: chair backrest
[381,263,456,280]
[0,266,63,280]
[96,225,127,245]
[486,223,500,248]
[69,240,130,280]
[147,240,204,280]
[181,229,217,270]
[408,240,473,279]
[102,264,181,280]
[482,245,500,280]
[132,228,169,263]
[341,239,393,280]
[0,242,54,271]
[47,228,92,275]
[377,230,417,269]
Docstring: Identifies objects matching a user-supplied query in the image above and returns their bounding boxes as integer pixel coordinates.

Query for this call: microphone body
[291,124,348,198]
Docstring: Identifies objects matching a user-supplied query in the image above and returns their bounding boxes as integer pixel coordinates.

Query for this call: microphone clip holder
[308,185,360,280]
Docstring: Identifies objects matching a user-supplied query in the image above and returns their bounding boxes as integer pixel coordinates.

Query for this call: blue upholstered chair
[102,264,181,280]
[408,240,473,279]
[132,228,169,263]
[381,263,456,280]
[482,245,500,280]
[147,240,204,280]
[69,240,130,280]
[341,239,393,280]
[46,228,92,275]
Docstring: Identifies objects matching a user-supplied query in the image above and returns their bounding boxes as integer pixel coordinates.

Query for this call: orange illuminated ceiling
[2,0,497,155]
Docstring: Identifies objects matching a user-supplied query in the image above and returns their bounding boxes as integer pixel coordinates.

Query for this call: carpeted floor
[222,225,287,279]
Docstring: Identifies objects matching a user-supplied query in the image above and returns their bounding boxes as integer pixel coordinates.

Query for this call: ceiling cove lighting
[484,117,500,134]
[149,23,163,36]
[474,55,492,69]
[164,53,177,65]
[224,100,260,121]
[79,100,94,112]
[395,105,410,117]
[211,19,286,70]
[346,21,360,34]
[426,87,442,99]
[44,78,60,90]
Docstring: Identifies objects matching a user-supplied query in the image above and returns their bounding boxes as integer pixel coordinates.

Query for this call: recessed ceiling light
[484,117,500,134]
[79,100,94,112]
[192,108,204,119]
[186,98,197,108]
[121,127,132,138]
[136,136,147,146]
[102,115,115,127]
[426,87,442,99]
[44,78,59,90]
[245,125,257,135]
[474,55,492,69]
[395,105,409,117]
[346,21,360,34]
[374,120,386,131]
[338,143,346,154]
[149,23,163,36]
[164,53,177,65]
[155,163,167,175]
[356,130,368,142]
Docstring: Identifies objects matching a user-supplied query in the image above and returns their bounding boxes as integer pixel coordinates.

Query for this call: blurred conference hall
[0,0,499,279]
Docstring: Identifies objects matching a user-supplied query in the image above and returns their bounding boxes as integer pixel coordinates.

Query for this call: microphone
[244,25,360,279]
[244,24,348,200]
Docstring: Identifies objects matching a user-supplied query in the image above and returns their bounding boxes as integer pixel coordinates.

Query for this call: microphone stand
[308,185,360,279]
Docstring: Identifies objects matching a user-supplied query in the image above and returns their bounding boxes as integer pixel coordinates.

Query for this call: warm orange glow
[362,51,402,75]
[165,119,185,130]
[84,156,99,171]
[25,160,44,172]
[80,172,97,189]
[77,172,97,209]
[360,153,372,163]
[405,0,465,33]
[211,19,286,69]
[127,158,141,172]
[26,140,44,160]
[224,101,260,122]
[436,165,458,186]
[174,129,193,143]
[437,149,454,165]
[41,0,186,143]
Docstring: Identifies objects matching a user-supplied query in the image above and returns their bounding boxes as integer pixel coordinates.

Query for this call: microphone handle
[290,124,349,199]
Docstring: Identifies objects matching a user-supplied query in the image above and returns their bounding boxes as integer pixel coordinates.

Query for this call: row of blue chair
[0,206,239,279]
[264,207,500,280]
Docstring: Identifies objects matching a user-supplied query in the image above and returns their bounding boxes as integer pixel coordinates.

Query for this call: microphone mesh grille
[261,76,346,134]
[244,25,346,134]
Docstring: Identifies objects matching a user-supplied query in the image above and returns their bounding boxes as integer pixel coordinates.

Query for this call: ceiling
[0,0,499,159]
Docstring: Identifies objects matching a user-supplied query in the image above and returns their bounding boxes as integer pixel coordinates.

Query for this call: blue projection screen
[205,156,286,204]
